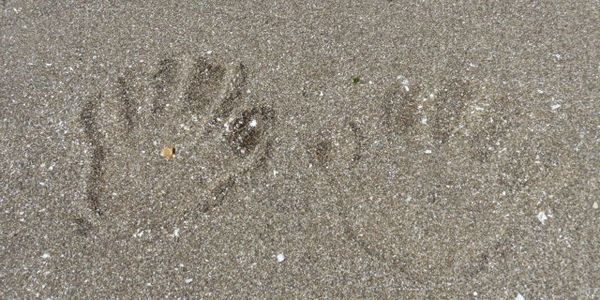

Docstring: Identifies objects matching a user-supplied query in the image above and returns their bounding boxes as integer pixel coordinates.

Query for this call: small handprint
[79,54,273,228]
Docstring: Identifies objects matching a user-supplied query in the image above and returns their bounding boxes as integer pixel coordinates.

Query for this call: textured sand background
[1,1,599,298]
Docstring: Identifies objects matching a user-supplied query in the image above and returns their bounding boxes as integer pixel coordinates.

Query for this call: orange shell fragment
[161,146,175,160]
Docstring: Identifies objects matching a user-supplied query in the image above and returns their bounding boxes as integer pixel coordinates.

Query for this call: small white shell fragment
[516,293,525,300]
[276,253,285,263]
[537,211,548,225]
[593,201,598,209]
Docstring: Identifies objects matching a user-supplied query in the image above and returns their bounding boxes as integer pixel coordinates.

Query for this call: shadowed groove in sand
[151,58,177,114]
[430,78,472,144]
[116,76,135,132]
[381,82,421,136]
[199,176,236,213]
[197,106,275,215]
[72,217,94,236]
[80,95,105,216]
[348,121,364,163]
[185,56,226,115]
[212,63,248,122]
[227,106,274,157]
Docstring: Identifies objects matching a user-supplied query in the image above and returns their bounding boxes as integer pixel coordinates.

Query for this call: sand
[1,1,599,298]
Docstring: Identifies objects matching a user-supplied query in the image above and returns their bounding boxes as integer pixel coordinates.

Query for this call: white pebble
[41,252,51,259]
[551,104,561,110]
[249,119,257,127]
[276,253,285,263]
[537,211,548,225]
[185,278,193,284]
[424,149,432,154]
[516,293,525,300]
[593,202,598,209]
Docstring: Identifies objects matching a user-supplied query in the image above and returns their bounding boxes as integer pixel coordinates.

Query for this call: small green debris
[352,76,361,85]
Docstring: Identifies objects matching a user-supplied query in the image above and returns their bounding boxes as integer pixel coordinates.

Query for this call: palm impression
[80,54,273,227]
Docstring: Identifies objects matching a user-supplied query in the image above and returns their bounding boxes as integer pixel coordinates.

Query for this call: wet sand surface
[1,1,599,298]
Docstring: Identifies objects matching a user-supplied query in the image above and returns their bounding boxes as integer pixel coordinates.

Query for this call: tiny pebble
[537,211,548,225]
[516,293,525,300]
[276,253,285,263]
[161,146,175,160]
